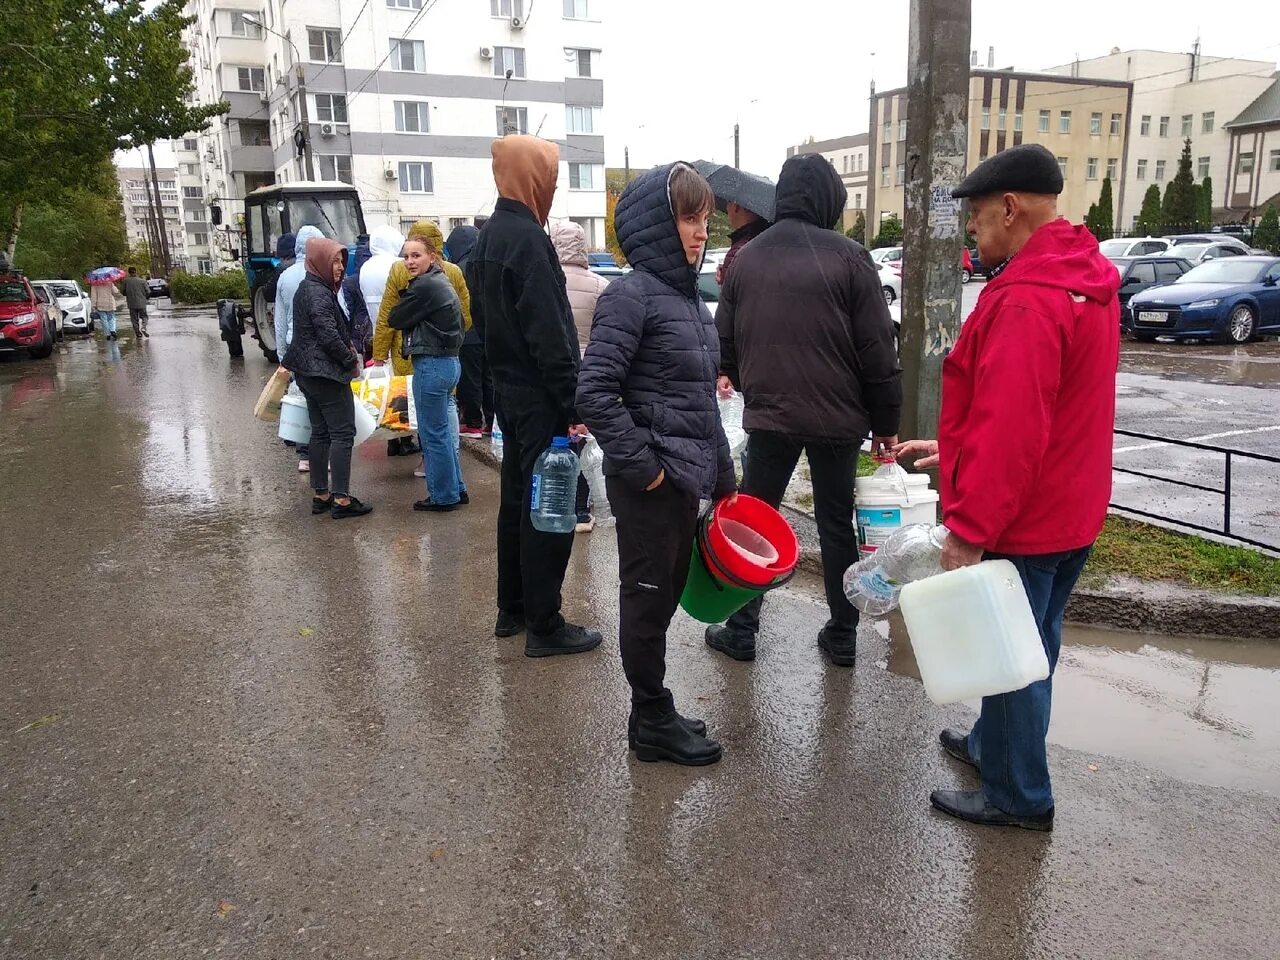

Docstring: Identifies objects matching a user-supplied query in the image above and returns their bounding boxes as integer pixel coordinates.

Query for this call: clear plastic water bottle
[844,524,949,616]
[530,436,580,533]
[578,436,613,526]
[490,417,503,463]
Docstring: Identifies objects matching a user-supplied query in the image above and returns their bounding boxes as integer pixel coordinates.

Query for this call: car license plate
[1137,311,1169,325]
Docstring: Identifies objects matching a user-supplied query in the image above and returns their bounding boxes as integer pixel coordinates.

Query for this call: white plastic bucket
[353,398,377,446]
[854,472,939,558]
[278,393,312,444]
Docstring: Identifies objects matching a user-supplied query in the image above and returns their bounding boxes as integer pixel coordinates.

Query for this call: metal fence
[1111,429,1280,551]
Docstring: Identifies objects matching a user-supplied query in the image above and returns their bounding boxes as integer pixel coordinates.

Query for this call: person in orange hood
[895,144,1120,832]
[465,135,601,658]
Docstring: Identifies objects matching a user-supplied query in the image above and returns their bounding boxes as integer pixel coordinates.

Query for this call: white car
[870,245,903,266]
[697,262,721,317]
[35,279,93,334]
[1097,237,1170,258]
[878,264,901,305]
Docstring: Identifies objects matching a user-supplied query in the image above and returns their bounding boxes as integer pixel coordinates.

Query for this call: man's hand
[892,438,940,469]
[568,423,590,438]
[870,435,898,459]
[941,532,984,571]
[645,468,665,491]
[716,375,735,399]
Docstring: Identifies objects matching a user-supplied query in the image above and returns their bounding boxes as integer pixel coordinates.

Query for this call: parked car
[29,283,65,341]
[696,262,721,317]
[1164,242,1250,266]
[1163,234,1249,251]
[1098,236,1171,258]
[0,272,58,358]
[1126,256,1280,343]
[871,246,903,266]
[591,266,625,281]
[879,264,902,305]
[703,247,730,266]
[1108,256,1193,327]
[34,279,92,334]
[146,276,170,298]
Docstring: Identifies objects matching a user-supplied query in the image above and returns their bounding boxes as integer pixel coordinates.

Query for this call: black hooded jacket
[717,154,902,442]
[446,225,483,347]
[576,163,736,500]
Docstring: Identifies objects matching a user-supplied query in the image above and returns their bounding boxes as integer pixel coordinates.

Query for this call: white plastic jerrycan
[898,560,1049,706]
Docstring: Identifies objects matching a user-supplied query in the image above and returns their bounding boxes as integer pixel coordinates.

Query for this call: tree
[708,209,733,250]
[1094,177,1114,239]
[11,160,128,279]
[1084,201,1102,238]
[871,214,903,249]
[1160,139,1200,234]
[604,190,623,265]
[1199,176,1214,229]
[1136,185,1164,236]
[846,211,867,243]
[1255,205,1280,255]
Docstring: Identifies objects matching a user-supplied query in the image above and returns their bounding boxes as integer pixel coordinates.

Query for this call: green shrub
[169,269,248,304]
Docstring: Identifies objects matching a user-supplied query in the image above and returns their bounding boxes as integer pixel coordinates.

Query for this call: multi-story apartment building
[1044,49,1275,230]
[866,70,1132,232]
[180,0,606,267]
[1224,76,1280,218]
[173,137,215,273]
[785,133,869,231]
[116,167,190,271]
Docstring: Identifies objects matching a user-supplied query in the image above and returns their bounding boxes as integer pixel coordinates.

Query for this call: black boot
[817,622,856,667]
[704,624,756,661]
[524,622,602,658]
[627,708,706,749]
[632,712,722,766]
[494,610,525,638]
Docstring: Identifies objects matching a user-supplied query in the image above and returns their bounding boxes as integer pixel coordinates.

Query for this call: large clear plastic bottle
[578,436,613,526]
[530,436,580,533]
[843,524,949,616]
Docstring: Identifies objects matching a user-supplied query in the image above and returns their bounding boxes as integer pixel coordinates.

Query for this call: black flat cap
[952,143,1064,199]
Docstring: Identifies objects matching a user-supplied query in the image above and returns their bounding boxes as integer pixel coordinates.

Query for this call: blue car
[1126,256,1280,344]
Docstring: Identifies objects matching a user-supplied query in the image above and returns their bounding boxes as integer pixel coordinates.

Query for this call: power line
[346,0,444,102]
[308,0,373,87]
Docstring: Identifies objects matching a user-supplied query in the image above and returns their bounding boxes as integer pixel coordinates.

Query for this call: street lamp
[241,13,315,180]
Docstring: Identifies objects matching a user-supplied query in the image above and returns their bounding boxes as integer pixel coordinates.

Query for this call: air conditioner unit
[384,167,398,181]
[319,122,336,137]
[259,93,269,105]
[479,46,493,60]
[510,16,524,29]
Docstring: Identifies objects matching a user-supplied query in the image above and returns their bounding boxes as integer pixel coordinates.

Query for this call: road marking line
[1114,424,1280,455]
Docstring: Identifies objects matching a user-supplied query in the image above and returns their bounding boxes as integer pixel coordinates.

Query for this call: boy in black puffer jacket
[577,162,736,767]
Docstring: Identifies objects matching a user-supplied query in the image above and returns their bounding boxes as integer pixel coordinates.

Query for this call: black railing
[1111,429,1280,551]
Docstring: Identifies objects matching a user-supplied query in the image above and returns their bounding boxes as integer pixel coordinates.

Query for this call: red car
[0,272,57,359]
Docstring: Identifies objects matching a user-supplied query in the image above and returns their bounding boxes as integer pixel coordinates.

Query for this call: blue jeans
[966,546,1092,817]
[98,310,117,335]
[412,355,463,505]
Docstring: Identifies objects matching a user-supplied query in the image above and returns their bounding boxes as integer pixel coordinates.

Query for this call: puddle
[879,615,1280,796]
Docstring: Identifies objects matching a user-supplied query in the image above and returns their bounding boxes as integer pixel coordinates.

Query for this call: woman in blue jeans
[387,236,466,511]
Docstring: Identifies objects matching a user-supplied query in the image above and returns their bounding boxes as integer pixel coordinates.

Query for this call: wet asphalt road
[2,307,1279,960]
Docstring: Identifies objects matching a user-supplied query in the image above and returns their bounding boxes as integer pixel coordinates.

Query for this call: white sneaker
[413,459,426,478]
[575,516,595,534]
[298,459,310,473]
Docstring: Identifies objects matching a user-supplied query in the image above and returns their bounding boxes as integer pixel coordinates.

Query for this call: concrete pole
[146,142,174,276]
[624,146,629,184]
[899,0,971,443]
[734,123,740,169]
[865,79,877,247]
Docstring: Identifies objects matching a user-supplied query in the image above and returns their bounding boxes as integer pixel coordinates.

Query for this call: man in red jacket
[895,144,1120,831]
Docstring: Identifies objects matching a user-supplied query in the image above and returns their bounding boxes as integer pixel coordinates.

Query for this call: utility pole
[865,78,877,247]
[140,160,166,275]
[146,143,174,276]
[899,0,971,443]
[733,123,740,169]
[296,61,315,180]
[624,146,629,185]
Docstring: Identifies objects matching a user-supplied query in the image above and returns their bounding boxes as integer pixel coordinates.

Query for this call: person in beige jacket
[551,220,611,532]
[89,281,121,340]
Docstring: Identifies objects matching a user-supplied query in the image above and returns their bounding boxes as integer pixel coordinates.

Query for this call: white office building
[180,0,606,263]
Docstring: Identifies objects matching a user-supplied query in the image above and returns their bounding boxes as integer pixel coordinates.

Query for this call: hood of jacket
[614,162,700,298]
[550,220,589,269]
[989,219,1120,305]
[368,225,404,259]
[774,154,847,229]
[294,225,324,260]
[407,219,444,253]
[304,236,347,291]
[491,135,560,226]
[275,233,297,261]
[445,224,479,265]
[348,240,372,279]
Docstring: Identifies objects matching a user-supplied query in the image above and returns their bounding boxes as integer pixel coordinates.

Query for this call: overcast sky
[603,0,1280,177]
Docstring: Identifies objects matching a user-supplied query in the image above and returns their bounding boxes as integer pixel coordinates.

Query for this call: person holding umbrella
[86,267,126,341]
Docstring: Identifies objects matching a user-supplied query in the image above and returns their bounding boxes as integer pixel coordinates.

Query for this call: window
[1159,116,1169,137]
[898,119,907,141]
[1271,149,1280,172]
[317,155,352,184]
[230,12,263,38]
[1090,112,1102,135]
[183,138,198,150]
[980,107,989,131]
[568,162,600,190]
[1106,158,1118,181]
[388,0,423,8]
[395,100,429,132]
[496,106,528,136]
[390,38,425,72]
[1140,115,1151,136]
[1038,109,1050,133]
[1181,114,1192,137]
[573,48,594,77]
[1056,156,1067,177]
[1154,261,1185,283]
[1130,262,1157,284]
[494,46,526,78]
[193,233,209,246]
[237,67,265,92]
[562,0,588,17]
[182,186,203,199]
[843,155,849,174]
[308,28,341,63]
[896,161,905,184]
[997,110,1006,132]
[1059,111,1071,134]
[881,165,890,187]
[315,93,348,124]
[565,105,597,134]
[1155,159,1166,181]
[854,192,862,208]
[1238,152,1254,174]
[1202,112,1215,134]
[182,162,198,175]
[882,119,892,141]
[491,0,524,15]
[1136,159,1147,180]
[1110,113,1121,136]
[1086,157,1098,180]
[1014,111,1023,132]
[398,161,433,192]
[1197,156,1210,179]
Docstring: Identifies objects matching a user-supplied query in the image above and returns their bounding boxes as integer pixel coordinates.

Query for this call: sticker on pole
[929,184,961,239]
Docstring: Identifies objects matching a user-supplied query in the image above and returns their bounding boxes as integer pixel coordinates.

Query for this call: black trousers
[494,388,575,635]
[727,430,860,639]
[458,342,494,429]
[296,374,356,497]
[609,475,700,718]
[129,306,148,334]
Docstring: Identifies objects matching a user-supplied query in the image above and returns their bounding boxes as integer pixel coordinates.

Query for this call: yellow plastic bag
[353,370,415,437]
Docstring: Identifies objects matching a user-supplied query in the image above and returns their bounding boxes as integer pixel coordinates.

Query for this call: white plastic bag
[579,436,613,526]
[718,393,746,457]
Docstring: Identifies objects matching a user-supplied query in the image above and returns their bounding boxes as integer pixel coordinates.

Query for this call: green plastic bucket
[679,513,795,623]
